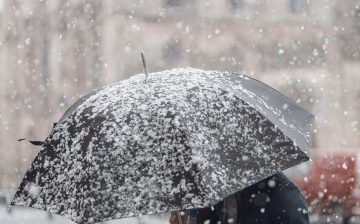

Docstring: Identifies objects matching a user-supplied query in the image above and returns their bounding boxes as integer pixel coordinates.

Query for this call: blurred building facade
[0,0,359,188]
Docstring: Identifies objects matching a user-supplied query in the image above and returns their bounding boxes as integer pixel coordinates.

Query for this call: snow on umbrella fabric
[11,68,314,224]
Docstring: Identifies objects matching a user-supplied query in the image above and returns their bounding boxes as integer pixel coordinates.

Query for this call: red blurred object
[291,149,360,219]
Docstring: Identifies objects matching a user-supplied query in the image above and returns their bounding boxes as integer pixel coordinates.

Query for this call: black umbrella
[11,68,314,224]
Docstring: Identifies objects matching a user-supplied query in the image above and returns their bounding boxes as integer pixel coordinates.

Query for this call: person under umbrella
[11,67,314,224]
[169,172,309,224]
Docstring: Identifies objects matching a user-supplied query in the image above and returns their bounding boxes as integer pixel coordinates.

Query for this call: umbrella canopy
[11,68,314,224]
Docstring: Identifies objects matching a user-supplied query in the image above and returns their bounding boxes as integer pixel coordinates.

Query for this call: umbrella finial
[141,52,148,80]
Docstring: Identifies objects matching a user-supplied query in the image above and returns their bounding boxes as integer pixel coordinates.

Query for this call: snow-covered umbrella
[11,68,314,224]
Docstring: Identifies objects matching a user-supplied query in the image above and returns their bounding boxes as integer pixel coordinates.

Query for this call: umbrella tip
[140,51,148,80]
[18,138,44,146]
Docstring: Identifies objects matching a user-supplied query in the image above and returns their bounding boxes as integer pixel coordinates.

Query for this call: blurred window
[0,0,3,12]
[230,0,244,9]
[165,0,183,7]
[355,8,360,17]
[163,40,183,62]
[289,0,305,13]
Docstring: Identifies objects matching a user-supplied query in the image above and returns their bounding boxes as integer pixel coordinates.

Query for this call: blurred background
[0,0,360,223]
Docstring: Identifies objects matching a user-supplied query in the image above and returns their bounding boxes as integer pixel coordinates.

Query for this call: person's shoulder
[238,172,299,196]
[270,171,299,192]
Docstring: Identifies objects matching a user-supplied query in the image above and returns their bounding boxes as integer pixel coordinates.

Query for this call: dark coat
[196,172,310,224]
